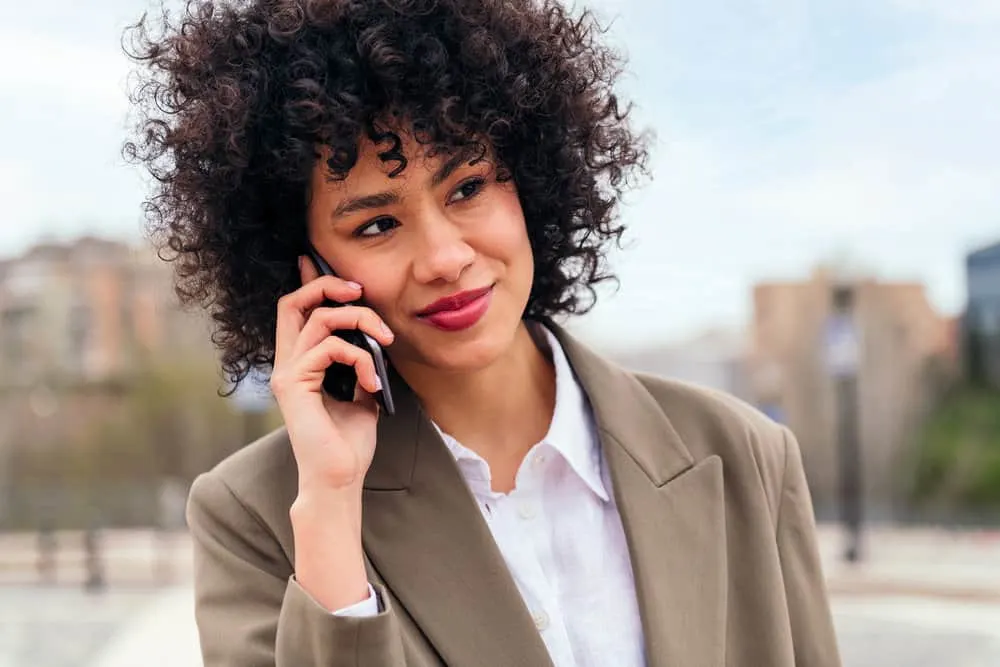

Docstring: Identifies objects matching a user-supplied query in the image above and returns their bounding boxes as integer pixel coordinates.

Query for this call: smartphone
[305,246,395,416]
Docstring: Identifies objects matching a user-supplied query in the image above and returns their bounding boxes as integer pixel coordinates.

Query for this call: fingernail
[381,322,394,339]
[373,375,383,391]
[346,281,362,290]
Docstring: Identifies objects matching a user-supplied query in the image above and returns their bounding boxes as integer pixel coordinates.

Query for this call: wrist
[293,481,363,509]
[290,485,364,538]
[290,488,369,612]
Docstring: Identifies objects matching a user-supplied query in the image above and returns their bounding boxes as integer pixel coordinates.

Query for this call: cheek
[483,194,533,267]
[363,282,402,322]
[337,262,402,319]
[503,219,534,284]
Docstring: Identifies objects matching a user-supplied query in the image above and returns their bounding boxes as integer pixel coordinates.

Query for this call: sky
[1,0,997,347]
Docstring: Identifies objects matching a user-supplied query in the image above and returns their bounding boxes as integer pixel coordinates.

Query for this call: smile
[416,285,494,332]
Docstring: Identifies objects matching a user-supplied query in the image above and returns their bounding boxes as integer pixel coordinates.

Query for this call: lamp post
[824,284,863,562]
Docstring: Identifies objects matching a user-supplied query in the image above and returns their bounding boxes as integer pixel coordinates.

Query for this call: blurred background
[1,0,998,665]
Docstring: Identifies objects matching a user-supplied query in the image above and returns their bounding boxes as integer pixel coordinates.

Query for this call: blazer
[186,326,842,667]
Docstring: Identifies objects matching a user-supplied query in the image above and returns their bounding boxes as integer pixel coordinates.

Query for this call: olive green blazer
[186,326,841,666]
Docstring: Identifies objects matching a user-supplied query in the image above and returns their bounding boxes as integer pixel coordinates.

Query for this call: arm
[186,472,406,667]
[776,428,843,667]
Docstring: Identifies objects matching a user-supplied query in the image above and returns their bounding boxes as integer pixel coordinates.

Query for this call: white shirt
[335,326,646,667]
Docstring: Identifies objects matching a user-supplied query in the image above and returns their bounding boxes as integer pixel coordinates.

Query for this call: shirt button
[532,453,547,467]
[532,610,550,631]
[517,502,537,520]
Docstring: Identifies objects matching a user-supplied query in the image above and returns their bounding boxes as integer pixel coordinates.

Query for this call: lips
[417,285,494,332]
[418,286,494,316]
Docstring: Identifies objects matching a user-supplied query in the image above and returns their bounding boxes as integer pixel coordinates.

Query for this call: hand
[269,256,395,495]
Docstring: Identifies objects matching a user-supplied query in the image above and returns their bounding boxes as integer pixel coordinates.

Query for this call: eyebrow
[431,150,473,187]
[332,191,400,219]
[330,150,480,220]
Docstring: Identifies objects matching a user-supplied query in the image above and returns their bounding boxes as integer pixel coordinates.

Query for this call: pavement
[832,596,1000,666]
[1,523,999,666]
[86,587,201,667]
[0,586,159,667]
[816,524,1000,601]
[86,587,1000,667]
[3,584,999,667]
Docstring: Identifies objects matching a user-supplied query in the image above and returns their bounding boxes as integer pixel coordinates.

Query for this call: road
[2,585,1000,666]
[833,596,1000,666]
[0,586,161,667]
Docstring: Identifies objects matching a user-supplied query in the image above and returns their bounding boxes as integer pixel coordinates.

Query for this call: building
[0,236,214,468]
[0,236,209,388]
[0,236,224,527]
[749,266,956,519]
[965,240,1000,387]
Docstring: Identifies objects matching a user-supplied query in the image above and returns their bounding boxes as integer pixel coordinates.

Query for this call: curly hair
[123,0,649,388]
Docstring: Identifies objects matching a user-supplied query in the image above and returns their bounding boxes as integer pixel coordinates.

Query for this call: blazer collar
[553,326,728,667]
[550,325,694,485]
[362,323,727,667]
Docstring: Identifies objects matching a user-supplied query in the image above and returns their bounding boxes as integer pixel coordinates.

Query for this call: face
[306,131,534,375]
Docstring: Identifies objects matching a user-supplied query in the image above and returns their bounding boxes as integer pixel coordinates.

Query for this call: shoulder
[205,426,297,497]
[186,428,298,557]
[628,371,794,522]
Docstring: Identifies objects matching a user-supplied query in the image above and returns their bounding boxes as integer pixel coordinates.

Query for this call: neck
[395,322,556,490]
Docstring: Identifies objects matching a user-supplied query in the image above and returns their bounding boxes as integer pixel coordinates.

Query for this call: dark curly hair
[123,0,649,388]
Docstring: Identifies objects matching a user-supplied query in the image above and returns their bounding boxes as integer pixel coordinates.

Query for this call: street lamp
[823,284,863,563]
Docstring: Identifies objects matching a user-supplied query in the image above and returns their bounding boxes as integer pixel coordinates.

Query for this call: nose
[411,213,475,284]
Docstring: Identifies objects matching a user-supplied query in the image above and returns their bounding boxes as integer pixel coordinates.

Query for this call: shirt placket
[510,445,577,665]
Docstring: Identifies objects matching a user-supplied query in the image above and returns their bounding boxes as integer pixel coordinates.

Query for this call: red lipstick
[417,285,494,332]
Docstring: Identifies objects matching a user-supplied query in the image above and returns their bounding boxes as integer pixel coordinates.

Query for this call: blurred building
[0,236,213,462]
[0,236,209,387]
[965,240,1000,387]
[749,266,956,519]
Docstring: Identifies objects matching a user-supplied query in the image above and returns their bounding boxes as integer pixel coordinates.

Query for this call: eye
[354,216,399,238]
[449,177,486,203]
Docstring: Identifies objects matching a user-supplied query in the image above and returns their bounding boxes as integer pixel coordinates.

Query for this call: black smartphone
[305,246,395,416]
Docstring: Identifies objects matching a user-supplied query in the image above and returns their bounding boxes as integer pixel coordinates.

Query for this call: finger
[293,305,394,357]
[353,381,380,415]
[297,335,381,396]
[275,274,363,364]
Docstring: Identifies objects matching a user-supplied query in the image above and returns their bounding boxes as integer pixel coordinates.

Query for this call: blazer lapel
[556,328,728,667]
[362,371,554,667]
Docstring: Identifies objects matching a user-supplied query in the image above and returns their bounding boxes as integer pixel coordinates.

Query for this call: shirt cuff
[331,582,380,617]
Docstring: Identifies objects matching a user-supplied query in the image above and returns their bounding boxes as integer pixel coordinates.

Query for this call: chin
[410,312,523,373]
[423,330,513,372]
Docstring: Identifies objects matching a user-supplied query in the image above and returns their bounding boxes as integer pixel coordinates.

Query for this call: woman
[125,1,841,665]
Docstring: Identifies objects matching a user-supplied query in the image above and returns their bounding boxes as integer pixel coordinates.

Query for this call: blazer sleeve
[186,471,407,667]
[776,428,843,667]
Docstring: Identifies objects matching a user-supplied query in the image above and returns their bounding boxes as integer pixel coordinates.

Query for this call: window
[2,305,37,381]
[67,302,92,376]
[969,262,1000,300]
[982,304,1000,336]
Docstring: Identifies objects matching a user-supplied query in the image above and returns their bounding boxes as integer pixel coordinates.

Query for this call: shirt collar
[434,322,610,502]
[538,324,609,501]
